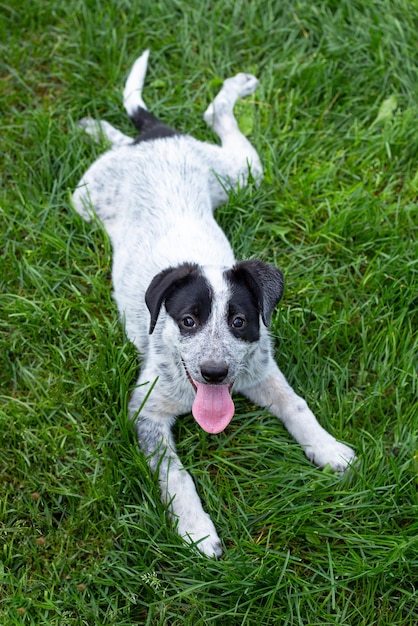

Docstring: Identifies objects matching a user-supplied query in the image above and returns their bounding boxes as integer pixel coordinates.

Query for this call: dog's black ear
[231,260,284,326]
[145,263,199,334]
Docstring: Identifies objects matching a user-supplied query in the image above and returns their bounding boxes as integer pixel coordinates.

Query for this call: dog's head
[145,260,284,434]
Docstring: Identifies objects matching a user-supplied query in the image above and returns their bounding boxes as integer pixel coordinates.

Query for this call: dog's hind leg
[202,73,263,206]
[203,73,259,145]
[78,117,133,147]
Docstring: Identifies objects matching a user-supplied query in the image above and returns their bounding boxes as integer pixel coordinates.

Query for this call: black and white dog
[73,51,355,557]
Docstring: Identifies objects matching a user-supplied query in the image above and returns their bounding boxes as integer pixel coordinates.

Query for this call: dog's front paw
[178,512,222,558]
[305,438,356,472]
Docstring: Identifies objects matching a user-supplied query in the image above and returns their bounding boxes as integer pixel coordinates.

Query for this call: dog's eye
[182,316,197,328]
[231,316,246,329]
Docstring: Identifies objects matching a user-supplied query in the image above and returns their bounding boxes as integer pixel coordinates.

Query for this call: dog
[72,50,355,557]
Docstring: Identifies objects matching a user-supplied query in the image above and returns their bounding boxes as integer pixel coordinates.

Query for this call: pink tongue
[192,381,235,434]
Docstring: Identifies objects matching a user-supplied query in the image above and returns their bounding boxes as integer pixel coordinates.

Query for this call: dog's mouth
[182,362,235,435]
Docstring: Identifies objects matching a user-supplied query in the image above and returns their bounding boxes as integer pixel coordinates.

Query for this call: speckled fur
[72,51,355,557]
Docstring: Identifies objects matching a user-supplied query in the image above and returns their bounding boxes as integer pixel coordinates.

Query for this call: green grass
[1,0,417,623]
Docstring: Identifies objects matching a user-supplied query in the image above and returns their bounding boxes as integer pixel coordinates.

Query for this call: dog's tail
[123,49,150,116]
[123,50,178,142]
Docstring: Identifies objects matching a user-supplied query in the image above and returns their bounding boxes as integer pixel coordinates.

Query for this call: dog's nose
[200,361,229,384]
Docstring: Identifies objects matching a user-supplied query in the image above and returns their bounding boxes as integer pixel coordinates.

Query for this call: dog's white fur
[73,51,355,557]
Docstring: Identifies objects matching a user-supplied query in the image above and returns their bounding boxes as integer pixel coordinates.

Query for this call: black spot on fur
[164,273,212,336]
[226,260,284,327]
[225,275,260,342]
[130,107,179,143]
[145,264,211,334]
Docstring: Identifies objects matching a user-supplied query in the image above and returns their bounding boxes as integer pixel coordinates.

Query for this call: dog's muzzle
[182,361,235,434]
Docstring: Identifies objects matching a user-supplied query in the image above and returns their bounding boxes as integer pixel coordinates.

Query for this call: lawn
[1,0,417,624]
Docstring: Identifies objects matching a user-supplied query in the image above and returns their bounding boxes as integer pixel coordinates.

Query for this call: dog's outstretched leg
[203,73,259,142]
[242,364,356,472]
[78,118,133,147]
[130,381,223,558]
